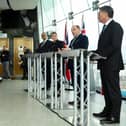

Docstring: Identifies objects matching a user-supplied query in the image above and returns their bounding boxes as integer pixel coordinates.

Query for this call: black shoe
[100,117,120,124]
[68,101,74,106]
[24,89,28,92]
[93,111,108,118]
[41,88,45,90]
[47,95,51,99]
[24,77,28,80]
[57,93,60,97]
[3,77,8,79]
[68,101,81,108]
[53,92,60,98]
[21,77,25,80]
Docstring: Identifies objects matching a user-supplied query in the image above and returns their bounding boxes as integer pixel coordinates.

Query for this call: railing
[26,49,96,126]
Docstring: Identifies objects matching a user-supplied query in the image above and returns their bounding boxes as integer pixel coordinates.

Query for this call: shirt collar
[43,39,47,42]
[74,33,81,39]
[105,18,113,26]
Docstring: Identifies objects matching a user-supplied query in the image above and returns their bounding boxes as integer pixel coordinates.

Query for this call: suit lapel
[98,20,114,49]
[71,34,82,48]
[100,20,114,36]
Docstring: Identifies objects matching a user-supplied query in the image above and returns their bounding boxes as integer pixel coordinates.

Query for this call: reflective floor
[0,80,70,126]
[0,80,126,126]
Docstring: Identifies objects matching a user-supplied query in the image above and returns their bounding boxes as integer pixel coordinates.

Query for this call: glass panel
[112,0,126,62]
[54,0,71,21]
[71,0,90,13]
[42,0,55,27]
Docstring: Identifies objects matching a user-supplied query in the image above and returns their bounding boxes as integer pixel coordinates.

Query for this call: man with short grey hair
[93,6,124,125]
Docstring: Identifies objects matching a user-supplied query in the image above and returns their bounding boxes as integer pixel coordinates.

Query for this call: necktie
[40,41,46,48]
[102,25,107,33]
[71,37,77,49]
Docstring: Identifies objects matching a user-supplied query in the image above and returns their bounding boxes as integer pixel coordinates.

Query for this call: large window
[111,0,126,62]
[37,0,126,62]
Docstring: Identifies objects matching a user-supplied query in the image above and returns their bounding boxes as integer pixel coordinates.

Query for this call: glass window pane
[112,0,126,62]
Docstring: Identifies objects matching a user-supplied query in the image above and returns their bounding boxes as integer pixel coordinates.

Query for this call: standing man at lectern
[63,25,89,108]
[36,32,48,53]
[93,6,124,124]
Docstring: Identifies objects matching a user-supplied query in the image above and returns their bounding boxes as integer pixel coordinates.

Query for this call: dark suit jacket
[68,34,89,69]
[69,34,89,49]
[0,50,10,62]
[48,40,65,52]
[36,40,65,53]
[96,20,124,71]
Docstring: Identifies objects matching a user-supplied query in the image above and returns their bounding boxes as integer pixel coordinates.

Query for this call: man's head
[50,32,58,42]
[41,32,47,41]
[3,45,7,51]
[23,46,27,52]
[71,25,81,37]
[98,6,114,24]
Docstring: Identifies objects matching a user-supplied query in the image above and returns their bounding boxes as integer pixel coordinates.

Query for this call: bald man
[36,32,48,53]
[67,25,89,108]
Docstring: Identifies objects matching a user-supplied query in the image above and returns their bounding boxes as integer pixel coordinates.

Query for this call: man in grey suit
[93,6,124,124]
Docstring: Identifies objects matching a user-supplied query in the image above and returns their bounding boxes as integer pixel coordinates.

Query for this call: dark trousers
[100,68,122,119]
[46,59,61,91]
[69,59,87,104]
[2,61,11,78]
[46,59,51,90]
[22,65,28,78]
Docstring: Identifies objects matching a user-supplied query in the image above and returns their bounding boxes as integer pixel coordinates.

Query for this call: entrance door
[0,38,9,76]
[13,37,33,76]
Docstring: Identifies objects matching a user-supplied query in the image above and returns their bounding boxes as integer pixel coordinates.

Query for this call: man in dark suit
[36,32,48,53]
[45,32,65,91]
[64,25,89,107]
[35,32,64,92]
[93,6,124,124]
[69,25,88,50]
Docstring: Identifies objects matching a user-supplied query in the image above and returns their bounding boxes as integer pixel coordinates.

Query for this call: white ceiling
[0,0,38,10]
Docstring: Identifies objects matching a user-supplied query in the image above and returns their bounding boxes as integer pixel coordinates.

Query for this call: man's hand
[61,48,71,51]
[88,50,107,61]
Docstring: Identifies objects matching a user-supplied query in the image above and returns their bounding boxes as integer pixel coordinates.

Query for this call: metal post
[87,55,91,126]
[34,57,37,98]
[80,51,84,126]
[29,57,32,93]
[44,57,47,104]
[51,56,54,109]
[39,55,42,100]
[54,53,58,109]
[60,55,63,109]
[37,56,40,99]
[74,56,77,126]
[28,56,30,94]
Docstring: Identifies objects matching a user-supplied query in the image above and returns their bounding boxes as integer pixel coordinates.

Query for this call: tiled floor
[90,94,126,126]
[0,80,126,126]
[0,80,70,126]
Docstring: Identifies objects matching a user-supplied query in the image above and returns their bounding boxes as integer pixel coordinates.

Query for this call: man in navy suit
[65,25,89,107]
[93,6,124,124]
[36,32,48,53]
[69,25,88,49]
[45,32,65,91]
